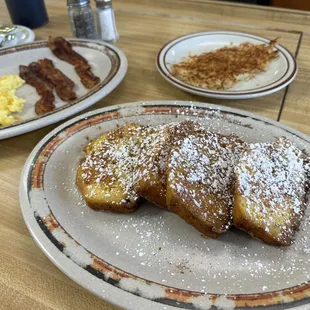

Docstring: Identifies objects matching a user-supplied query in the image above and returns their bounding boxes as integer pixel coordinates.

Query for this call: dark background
[223,0,310,11]
[223,0,271,4]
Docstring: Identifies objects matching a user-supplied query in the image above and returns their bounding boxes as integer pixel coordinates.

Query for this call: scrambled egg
[0,75,26,126]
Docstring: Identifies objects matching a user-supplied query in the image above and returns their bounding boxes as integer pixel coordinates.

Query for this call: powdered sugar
[41,103,310,301]
[133,124,170,189]
[167,130,245,234]
[133,120,204,207]
[235,137,309,245]
[79,124,144,207]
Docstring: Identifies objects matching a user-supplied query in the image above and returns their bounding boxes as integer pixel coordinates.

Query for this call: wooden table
[0,1,310,309]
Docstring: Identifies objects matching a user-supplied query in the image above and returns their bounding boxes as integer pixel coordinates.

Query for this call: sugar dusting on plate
[44,103,310,298]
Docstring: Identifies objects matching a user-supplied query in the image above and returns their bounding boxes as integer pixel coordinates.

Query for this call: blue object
[5,0,49,29]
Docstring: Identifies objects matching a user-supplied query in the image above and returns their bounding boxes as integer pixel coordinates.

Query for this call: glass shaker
[95,0,119,43]
[67,0,97,39]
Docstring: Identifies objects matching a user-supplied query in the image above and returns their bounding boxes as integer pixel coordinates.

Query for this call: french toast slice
[76,124,145,213]
[233,137,309,246]
[133,120,202,208]
[166,130,245,237]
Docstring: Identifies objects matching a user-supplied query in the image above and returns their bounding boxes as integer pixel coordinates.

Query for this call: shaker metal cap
[67,0,90,6]
[95,0,112,7]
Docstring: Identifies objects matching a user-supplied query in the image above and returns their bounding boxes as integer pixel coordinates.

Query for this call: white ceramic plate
[0,39,127,139]
[0,25,35,49]
[20,101,310,310]
[156,32,298,99]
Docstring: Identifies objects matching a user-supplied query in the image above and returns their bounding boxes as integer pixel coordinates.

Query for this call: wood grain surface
[0,1,309,309]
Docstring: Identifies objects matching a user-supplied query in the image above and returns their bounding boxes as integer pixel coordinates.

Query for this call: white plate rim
[156,31,298,99]
[19,100,310,310]
[0,25,36,49]
[0,38,128,140]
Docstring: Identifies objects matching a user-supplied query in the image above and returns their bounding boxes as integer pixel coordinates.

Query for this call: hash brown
[172,40,278,90]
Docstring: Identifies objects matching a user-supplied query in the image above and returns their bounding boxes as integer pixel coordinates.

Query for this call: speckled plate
[20,101,310,310]
[0,38,127,139]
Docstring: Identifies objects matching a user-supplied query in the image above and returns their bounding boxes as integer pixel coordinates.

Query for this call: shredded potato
[171,39,279,90]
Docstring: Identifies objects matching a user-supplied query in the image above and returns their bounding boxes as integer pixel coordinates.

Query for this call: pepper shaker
[67,0,97,39]
[95,0,119,43]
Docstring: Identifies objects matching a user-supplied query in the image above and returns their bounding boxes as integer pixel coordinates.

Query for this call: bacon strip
[30,59,77,101]
[48,37,100,89]
[74,66,101,89]
[19,65,55,115]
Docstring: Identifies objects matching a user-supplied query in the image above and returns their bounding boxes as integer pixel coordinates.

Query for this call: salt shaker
[95,0,119,43]
[67,0,97,39]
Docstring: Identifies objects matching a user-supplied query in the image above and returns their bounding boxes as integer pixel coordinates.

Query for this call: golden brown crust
[233,188,292,246]
[134,176,167,208]
[166,183,220,238]
[233,137,309,246]
[133,125,171,208]
[76,122,309,248]
[133,121,203,208]
[166,130,245,237]
[76,124,143,212]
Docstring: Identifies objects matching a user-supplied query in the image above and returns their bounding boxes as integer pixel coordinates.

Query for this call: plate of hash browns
[157,31,297,99]
[20,101,310,310]
[0,37,127,139]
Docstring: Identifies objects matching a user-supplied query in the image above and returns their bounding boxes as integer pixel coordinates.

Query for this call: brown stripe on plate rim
[157,31,297,96]
[26,104,310,309]
[0,40,121,131]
